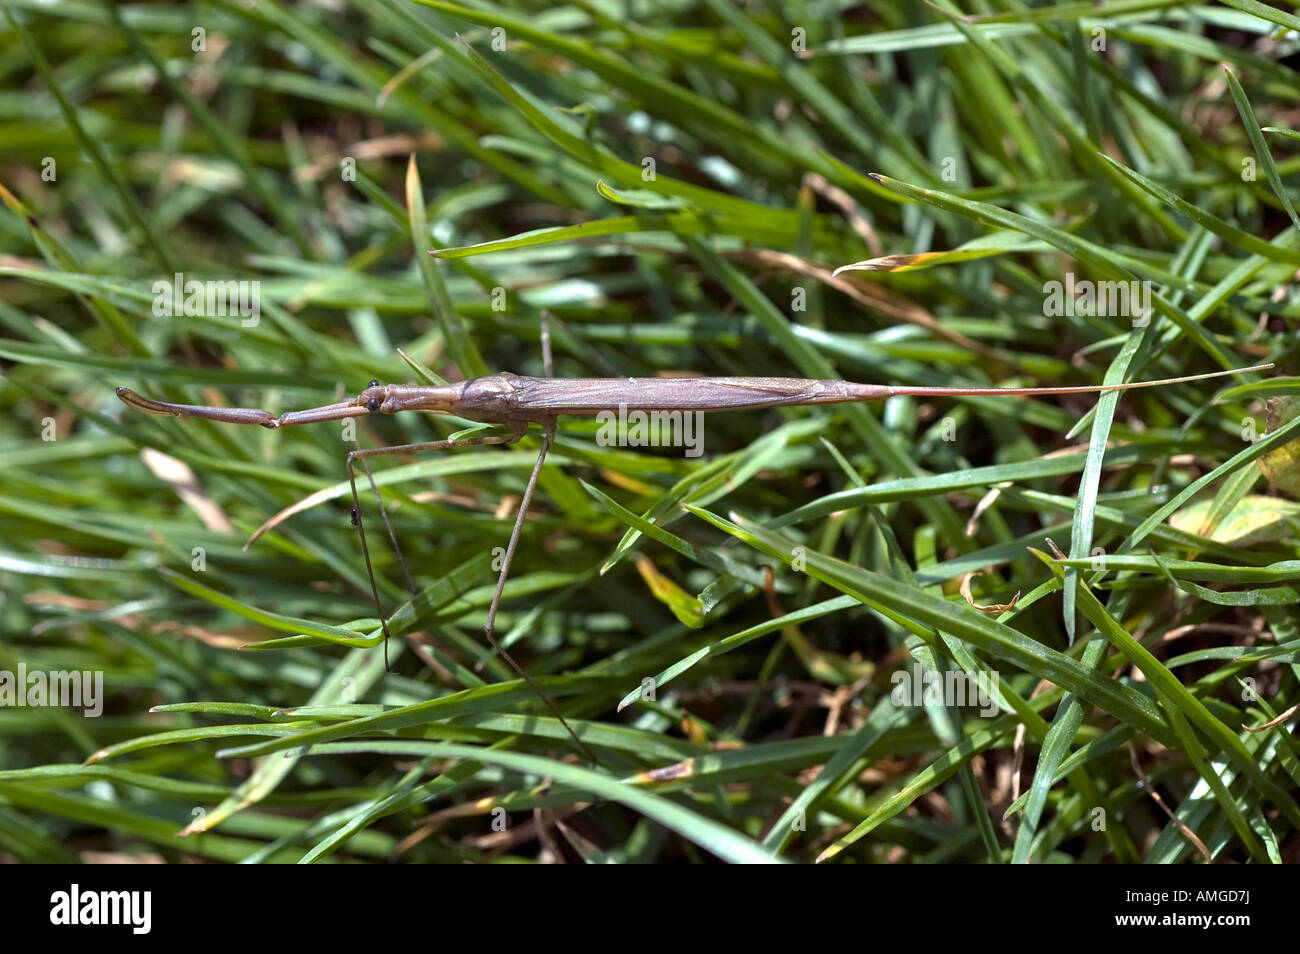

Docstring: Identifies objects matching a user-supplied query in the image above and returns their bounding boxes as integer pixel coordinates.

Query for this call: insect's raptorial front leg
[346,428,525,671]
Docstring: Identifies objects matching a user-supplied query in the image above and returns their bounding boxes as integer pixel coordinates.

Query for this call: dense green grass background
[2,0,1300,863]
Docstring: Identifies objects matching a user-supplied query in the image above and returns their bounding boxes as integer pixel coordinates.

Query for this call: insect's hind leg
[347,428,524,671]
[480,415,601,766]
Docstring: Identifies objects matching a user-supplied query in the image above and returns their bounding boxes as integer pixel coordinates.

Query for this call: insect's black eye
[368,379,379,389]
[366,397,380,412]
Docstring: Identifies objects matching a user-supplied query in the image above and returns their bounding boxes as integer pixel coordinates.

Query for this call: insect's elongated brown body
[115,359,1274,767]
[116,364,1270,428]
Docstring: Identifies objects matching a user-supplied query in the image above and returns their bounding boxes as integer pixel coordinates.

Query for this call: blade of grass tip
[413,0,803,178]
[0,184,151,358]
[817,437,866,488]
[1223,66,1300,233]
[1062,335,1146,644]
[1016,230,1198,860]
[930,0,1187,240]
[685,506,1177,746]
[6,9,178,274]
[159,567,383,647]
[447,29,794,225]
[83,723,319,765]
[1033,549,1300,838]
[0,782,317,863]
[406,155,488,379]
[396,347,448,387]
[1097,153,1300,265]
[1219,0,1300,33]
[298,741,521,864]
[761,700,905,855]
[1013,342,1136,861]
[102,0,317,259]
[699,0,932,183]
[614,597,860,712]
[1009,629,1116,865]
[1124,659,1263,862]
[865,172,1239,368]
[875,517,1004,863]
[813,710,1037,862]
[579,478,770,589]
[301,740,784,863]
[182,644,393,835]
[211,676,609,762]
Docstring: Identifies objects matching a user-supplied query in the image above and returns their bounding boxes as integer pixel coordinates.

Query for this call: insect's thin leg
[483,417,602,767]
[354,445,416,595]
[347,432,521,672]
[538,309,619,376]
[351,379,413,595]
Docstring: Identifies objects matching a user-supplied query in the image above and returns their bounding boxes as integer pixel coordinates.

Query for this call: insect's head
[359,379,381,413]
[354,380,466,418]
[356,378,394,415]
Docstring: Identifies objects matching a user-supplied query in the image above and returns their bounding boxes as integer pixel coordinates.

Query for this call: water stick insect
[117,353,1273,765]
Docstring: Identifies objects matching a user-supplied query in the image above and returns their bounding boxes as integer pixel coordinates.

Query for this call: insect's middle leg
[346,428,525,670]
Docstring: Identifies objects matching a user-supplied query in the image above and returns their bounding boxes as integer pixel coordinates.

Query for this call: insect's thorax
[456,372,529,423]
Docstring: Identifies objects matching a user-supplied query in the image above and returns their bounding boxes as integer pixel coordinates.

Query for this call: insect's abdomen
[505,376,890,417]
